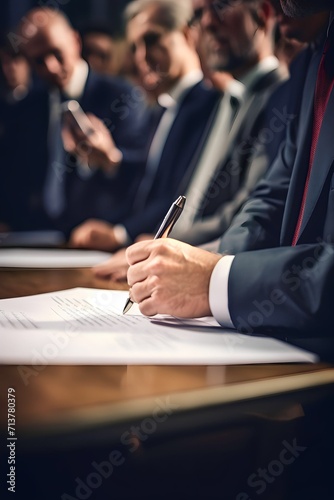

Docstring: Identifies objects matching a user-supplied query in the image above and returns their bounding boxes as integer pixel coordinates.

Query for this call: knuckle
[139,301,155,317]
[127,270,134,286]
[125,246,134,265]
[149,256,164,274]
[147,274,159,290]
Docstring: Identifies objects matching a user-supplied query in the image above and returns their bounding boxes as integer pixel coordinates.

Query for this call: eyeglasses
[130,31,164,55]
[189,0,244,25]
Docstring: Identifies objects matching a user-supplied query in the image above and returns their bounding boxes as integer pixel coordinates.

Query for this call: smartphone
[62,100,95,137]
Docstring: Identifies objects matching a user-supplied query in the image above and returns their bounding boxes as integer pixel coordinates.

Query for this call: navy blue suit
[219,38,334,339]
[0,86,50,230]
[112,80,221,241]
[0,70,150,234]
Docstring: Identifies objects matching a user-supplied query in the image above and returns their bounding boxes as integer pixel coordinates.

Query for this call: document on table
[0,249,112,268]
[0,288,318,365]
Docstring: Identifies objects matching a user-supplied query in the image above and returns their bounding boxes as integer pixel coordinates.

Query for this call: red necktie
[292,34,334,246]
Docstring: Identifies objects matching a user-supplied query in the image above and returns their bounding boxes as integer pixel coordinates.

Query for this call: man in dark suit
[0,7,149,234]
[69,0,222,251]
[170,0,286,245]
[93,0,284,279]
[126,0,334,341]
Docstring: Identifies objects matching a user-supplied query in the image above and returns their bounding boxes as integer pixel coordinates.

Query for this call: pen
[123,195,186,314]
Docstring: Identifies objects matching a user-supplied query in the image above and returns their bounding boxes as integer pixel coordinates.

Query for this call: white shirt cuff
[113,224,131,247]
[209,255,235,328]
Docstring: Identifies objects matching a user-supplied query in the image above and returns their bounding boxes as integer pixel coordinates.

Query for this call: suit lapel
[297,87,334,239]
[280,49,321,244]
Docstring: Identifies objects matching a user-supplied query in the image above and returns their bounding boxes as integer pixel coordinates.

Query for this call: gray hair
[124,0,193,31]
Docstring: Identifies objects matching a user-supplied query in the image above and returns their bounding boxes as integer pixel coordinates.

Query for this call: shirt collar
[63,59,89,100]
[158,69,203,108]
[239,56,280,91]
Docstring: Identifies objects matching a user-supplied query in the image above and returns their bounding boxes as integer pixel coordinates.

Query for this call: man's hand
[94,248,128,281]
[93,234,154,281]
[126,239,222,318]
[69,219,120,251]
[62,113,123,174]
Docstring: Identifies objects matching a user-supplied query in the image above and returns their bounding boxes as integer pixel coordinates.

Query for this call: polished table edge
[15,366,334,439]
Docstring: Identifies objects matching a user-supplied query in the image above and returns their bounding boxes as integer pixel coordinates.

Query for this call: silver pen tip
[123,297,133,315]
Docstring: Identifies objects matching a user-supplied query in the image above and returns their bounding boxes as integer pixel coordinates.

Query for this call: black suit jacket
[219,43,334,338]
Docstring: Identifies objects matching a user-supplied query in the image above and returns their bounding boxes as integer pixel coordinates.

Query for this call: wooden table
[0,267,333,500]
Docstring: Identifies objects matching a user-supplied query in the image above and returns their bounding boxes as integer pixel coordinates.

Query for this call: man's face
[280,0,333,16]
[82,33,114,74]
[126,6,188,93]
[0,51,30,90]
[200,0,260,74]
[22,21,81,90]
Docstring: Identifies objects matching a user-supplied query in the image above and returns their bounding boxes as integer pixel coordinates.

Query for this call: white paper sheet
[0,249,112,268]
[0,288,318,365]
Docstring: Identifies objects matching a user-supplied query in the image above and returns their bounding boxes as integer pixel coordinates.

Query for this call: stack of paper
[0,288,318,365]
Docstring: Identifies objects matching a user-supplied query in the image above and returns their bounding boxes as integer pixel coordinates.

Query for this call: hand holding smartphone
[62,100,95,138]
[61,100,123,173]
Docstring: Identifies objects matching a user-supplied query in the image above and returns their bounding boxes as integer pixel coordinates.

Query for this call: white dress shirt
[43,60,90,218]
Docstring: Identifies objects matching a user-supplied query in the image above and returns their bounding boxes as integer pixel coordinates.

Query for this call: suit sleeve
[228,242,334,338]
[177,141,271,246]
[218,120,297,254]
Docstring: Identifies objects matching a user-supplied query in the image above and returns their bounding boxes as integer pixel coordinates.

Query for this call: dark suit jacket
[0,87,51,230]
[219,43,334,338]
[174,63,287,246]
[115,80,222,241]
[0,70,150,234]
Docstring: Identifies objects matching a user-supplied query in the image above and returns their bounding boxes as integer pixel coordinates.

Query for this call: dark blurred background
[0,0,131,34]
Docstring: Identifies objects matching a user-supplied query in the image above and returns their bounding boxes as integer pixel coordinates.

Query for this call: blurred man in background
[0,7,149,234]
[93,0,285,279]
[69,0,222,252]
[125,0,334,342]
[0,34,31,103]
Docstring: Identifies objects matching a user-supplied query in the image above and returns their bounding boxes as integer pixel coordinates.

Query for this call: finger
[93,262,113,277]
[86,113,102,128]
[86,114,109,136]
[126,240,155,266]
[131,278,154,306]
[113,270,128,282]
[94,270,112,280]
[62,125,77,152]
[69,229,89,248]
[127,260,151,287]
[137,296,159,317]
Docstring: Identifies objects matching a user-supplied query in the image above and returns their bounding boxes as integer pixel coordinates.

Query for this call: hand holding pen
[123,195,186,314]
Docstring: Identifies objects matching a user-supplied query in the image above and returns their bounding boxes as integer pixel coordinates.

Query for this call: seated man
[125,0,334,339]
[69,0,224,250]
[96,0,286,279]
[0,7,149,234]
[75,0,286,277]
